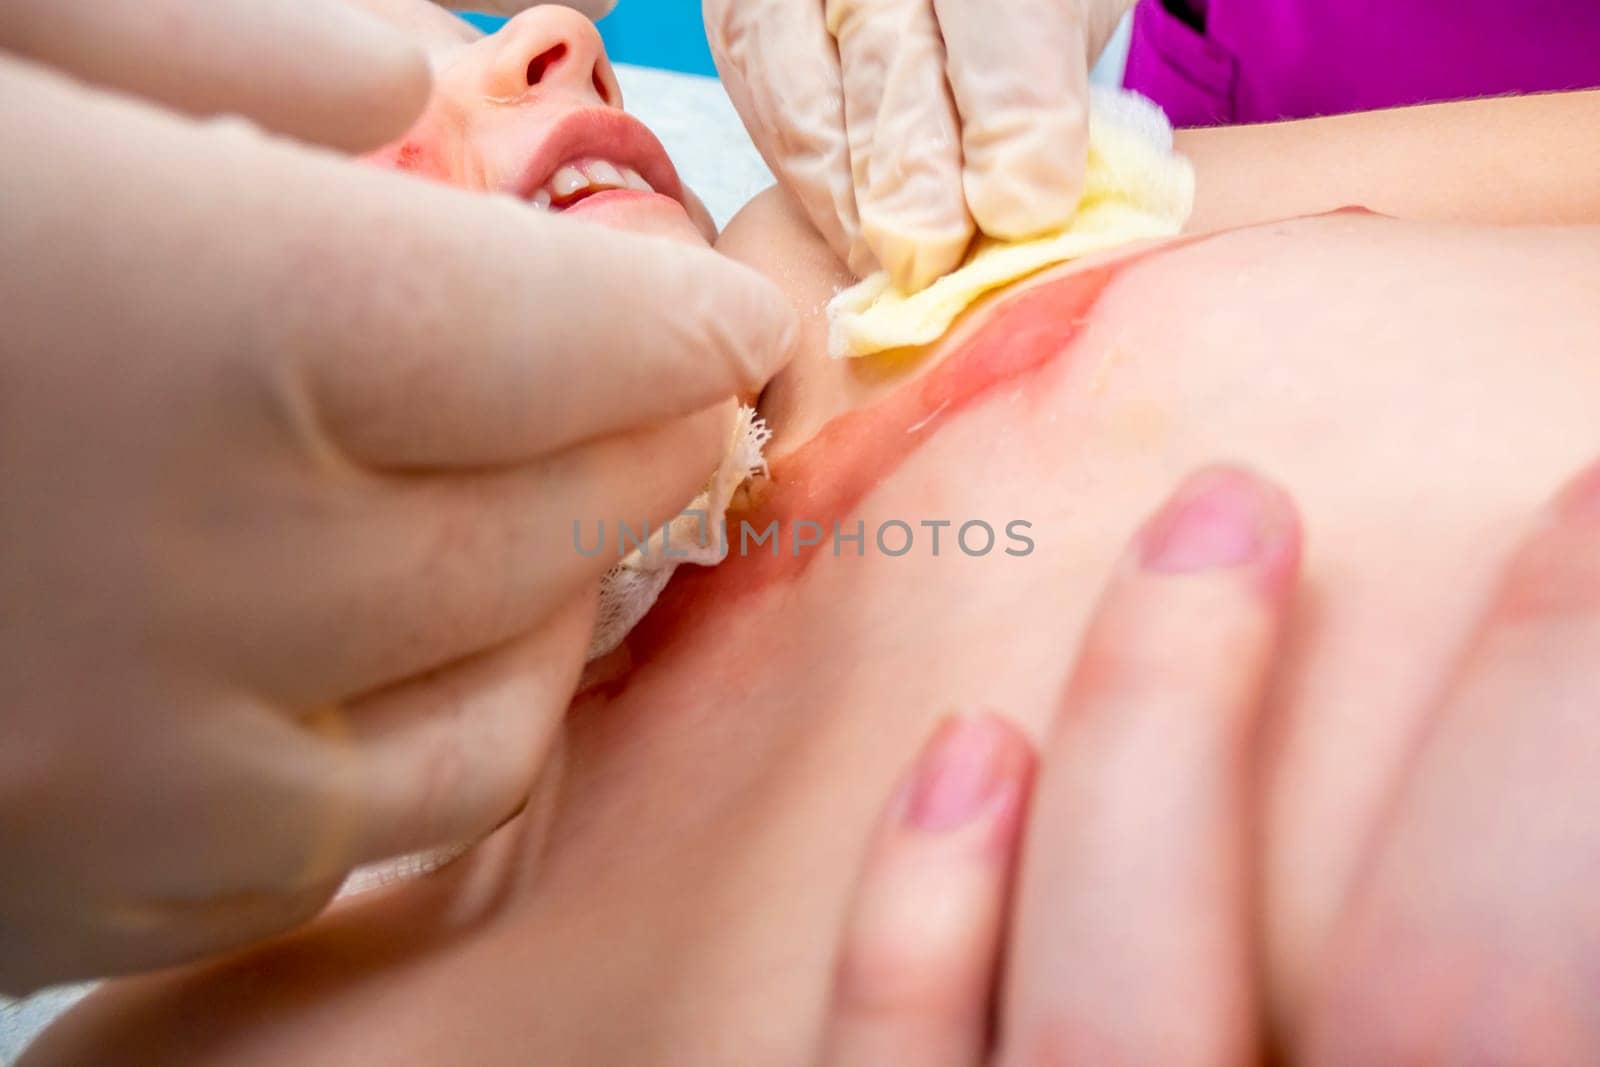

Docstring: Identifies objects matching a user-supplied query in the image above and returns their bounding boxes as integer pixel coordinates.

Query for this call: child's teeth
[534,160,660,210]
[550,165,587,198]
[584,160,625,188]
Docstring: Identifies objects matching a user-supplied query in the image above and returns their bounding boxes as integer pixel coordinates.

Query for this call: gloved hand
[0,0,793,992]
[706,0,1134,293]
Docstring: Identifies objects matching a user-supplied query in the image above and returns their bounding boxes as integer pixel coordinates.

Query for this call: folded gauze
[828,88,1195,360]
[588,404,771,660]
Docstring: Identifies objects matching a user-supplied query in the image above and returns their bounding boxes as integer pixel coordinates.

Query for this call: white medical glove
[706,0,1134,292]
[450,0,619,18]
[0,0,793,992]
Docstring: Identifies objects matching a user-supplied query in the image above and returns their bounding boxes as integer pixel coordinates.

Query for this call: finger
[278,176,795,470]
[127,598,591,894]
[821,712,1035,1067]
[562,0,619,19]
[827,0,974,291]
[272,166,796,471]
[5,693,363,986]
[1306,459,1600,1065]
[2,60,797,470]
[0,0,431,152]
[452,0,619,18]
[704,0,869,275]
[999,466,1301,1067]
[197,402,736,708]
[4,869,345,989]
[95,876,344,983]
[338,593,595,865]
[24,599,593,987]
[350,0,484,45]
[0,701,349,988]
[934,0,1098,241]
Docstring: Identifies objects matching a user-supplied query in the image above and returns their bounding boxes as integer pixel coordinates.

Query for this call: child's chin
[566,191,711,247]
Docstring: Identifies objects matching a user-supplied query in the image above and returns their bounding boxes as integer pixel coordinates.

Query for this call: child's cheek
[364,132,453,184]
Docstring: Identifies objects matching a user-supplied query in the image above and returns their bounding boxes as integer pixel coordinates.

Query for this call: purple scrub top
[1123,0,1600,126]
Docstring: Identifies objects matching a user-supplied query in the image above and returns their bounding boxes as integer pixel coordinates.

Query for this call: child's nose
[484,6,621,107]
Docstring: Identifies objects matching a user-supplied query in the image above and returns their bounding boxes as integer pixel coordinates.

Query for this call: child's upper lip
[511,106,687,211]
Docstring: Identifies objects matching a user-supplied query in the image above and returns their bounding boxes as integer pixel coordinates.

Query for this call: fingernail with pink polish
[1139,466,1292,575]
[902,714,1017,833]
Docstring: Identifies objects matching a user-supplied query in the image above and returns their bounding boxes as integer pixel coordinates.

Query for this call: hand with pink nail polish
[819,465,1303,1067]
[821,457,1600,1066]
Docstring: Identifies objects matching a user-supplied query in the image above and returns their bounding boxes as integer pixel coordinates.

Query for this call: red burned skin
[599,214,1372,683]
[374,137,450,182]
[710,218,1300,579]
[749,264,1116,581]
[624,251,1137,666]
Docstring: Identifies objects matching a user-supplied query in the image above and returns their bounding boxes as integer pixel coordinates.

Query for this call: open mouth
[514,107,687,216]
[529,158,657,211]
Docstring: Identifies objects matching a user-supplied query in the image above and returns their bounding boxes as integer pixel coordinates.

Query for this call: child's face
[361,3,716,247]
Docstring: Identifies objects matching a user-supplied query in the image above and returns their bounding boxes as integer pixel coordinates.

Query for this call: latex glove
[0,0,794,993]
[442,0,619,18]
[706,0,1134,292]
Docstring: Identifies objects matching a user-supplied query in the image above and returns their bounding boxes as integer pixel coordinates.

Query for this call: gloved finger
[8,599,593,990]
[999,467,1301,1066]
[349,0,484,46]
[100,595,589,905]
[827,0,973,291]
[0,867,345,991]
[0,691,358,989]
[448,0,619,17]
[335,593,595,867]
[820,712,1034,1067]
[0,0,431,152]
[272,168,794,472]
[1305,458,1600,1064]
[704,0,868,275]
[5,60,797,471]
[935,0,1100,241]
[190,402,735,708]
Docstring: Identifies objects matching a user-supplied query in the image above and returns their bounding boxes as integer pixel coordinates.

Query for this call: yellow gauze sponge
[827,89,1195,359]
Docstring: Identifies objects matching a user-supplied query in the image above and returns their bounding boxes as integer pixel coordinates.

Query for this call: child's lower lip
[564,188,682,216]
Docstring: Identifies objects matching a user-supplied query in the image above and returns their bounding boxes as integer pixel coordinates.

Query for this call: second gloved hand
[706,0,1133,292]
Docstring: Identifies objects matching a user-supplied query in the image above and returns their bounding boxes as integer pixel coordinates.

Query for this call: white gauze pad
[588,404,770,659]
[828,88,1195,360]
